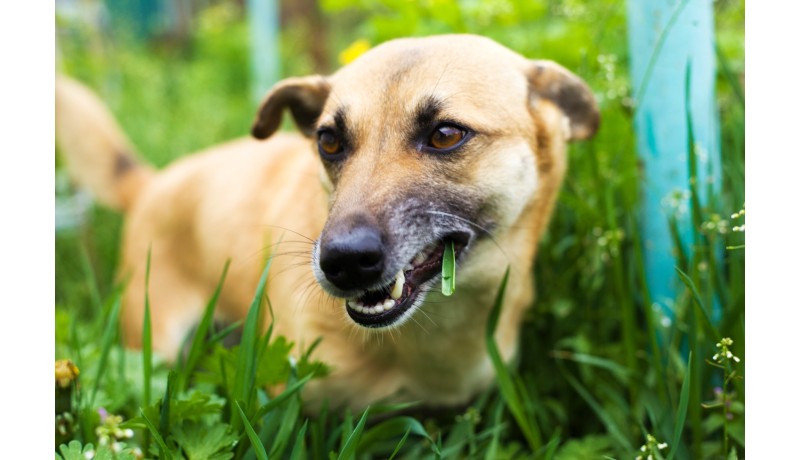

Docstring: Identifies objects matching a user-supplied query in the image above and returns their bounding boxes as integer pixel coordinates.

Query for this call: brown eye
[429,125,466,150]
[318,131,341,156]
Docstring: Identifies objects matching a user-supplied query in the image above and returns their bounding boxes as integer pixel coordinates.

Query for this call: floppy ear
[251,75,331,139]
[527,60,600,141]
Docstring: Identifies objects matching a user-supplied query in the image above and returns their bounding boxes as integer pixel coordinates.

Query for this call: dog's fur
[56,34,598,412]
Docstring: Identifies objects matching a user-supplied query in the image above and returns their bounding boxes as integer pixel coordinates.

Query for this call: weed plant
[56,2,744,459]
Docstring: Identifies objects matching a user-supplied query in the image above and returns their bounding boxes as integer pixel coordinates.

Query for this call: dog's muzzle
[317,215,469,328]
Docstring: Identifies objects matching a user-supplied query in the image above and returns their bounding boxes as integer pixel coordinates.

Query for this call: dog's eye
[428,124,466,150]
[318,131,342,156]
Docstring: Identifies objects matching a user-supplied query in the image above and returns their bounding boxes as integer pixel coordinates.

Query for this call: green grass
[56,1,744,459]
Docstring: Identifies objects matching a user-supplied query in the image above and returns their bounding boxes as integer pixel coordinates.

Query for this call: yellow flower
[339,39,371,65]
[55,359,80,388]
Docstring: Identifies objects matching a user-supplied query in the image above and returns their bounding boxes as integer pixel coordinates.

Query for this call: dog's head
[251,35,598,329]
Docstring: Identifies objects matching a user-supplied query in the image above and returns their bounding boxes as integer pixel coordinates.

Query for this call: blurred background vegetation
[55,1,745,459]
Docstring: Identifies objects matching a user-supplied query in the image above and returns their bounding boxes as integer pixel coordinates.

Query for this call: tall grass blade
[78,241,103,312]
[540,430,561,460]
[142,249,153,454]
[388,428,412,460]
[236,400,269,460]
[159,371,175,440]
[485,399,505,459]
[633,0,691,106]
[143,248,153,408]
[485,267,542,451]
[675,267,719,339]
[178,260,230,391]
[337,406,370,460]
[666,352,692,460]
[555,357,633,452]
[289,419,309,460]
[89,293,121,406]
[233,255,275,428]
[140,408,172,460]
[269,395,301,459]
[252,372,315,420]
[208,319,244,344]
[357,416,435,453]
[550,351,632,382]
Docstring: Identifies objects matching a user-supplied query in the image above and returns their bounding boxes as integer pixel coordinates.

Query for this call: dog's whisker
[258,225,316,243]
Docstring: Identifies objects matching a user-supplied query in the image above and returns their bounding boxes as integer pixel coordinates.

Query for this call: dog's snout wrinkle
[319,222,386,290]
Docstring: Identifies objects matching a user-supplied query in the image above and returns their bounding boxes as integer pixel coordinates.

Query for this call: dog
[56,34,599,412]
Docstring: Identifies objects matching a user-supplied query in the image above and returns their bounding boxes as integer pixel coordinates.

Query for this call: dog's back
[56,76,330,360]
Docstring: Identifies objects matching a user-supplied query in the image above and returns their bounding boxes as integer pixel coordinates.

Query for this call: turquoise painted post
[104,0,160,39]
[247,0,281,104]
[625,0,721,318]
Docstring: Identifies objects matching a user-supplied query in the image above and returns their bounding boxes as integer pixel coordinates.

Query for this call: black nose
[319,222,386,290]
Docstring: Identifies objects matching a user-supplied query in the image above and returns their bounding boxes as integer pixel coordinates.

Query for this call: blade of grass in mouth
[442,240,456,296]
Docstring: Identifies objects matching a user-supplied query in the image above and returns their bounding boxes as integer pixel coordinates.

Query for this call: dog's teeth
[383,299,395,310]
[374,304,385,313]
[390,270,405,299]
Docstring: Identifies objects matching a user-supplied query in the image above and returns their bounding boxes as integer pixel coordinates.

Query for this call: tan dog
[56,34,598,412]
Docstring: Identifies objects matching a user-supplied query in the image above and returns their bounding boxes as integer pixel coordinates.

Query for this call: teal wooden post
[247,0,280,104]
[625,0,721,318]
[104,0,160,39]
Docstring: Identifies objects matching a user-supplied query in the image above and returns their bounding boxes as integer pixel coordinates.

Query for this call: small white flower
[84,451,95,460]
[658,442,668,450]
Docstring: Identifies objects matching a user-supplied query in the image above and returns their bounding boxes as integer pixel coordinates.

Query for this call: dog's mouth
[345,233,469,328]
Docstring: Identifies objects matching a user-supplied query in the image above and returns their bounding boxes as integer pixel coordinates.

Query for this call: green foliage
[57,440,139,460]
[55,1,744,459]
[172,421,238,460]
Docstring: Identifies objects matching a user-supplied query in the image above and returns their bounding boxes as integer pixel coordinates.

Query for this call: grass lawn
[55,1,744,459]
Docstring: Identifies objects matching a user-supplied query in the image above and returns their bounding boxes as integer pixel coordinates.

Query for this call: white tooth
[390,270,405,299]
[413,252,427,265]
[374,304,385,313]
[384,299,395,309]
[367,307,376,315]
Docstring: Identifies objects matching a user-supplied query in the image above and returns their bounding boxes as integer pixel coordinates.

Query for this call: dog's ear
[251,75,330,139]
[527,60,600,141]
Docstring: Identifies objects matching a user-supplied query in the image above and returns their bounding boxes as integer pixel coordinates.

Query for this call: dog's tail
[56,75,153,212]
